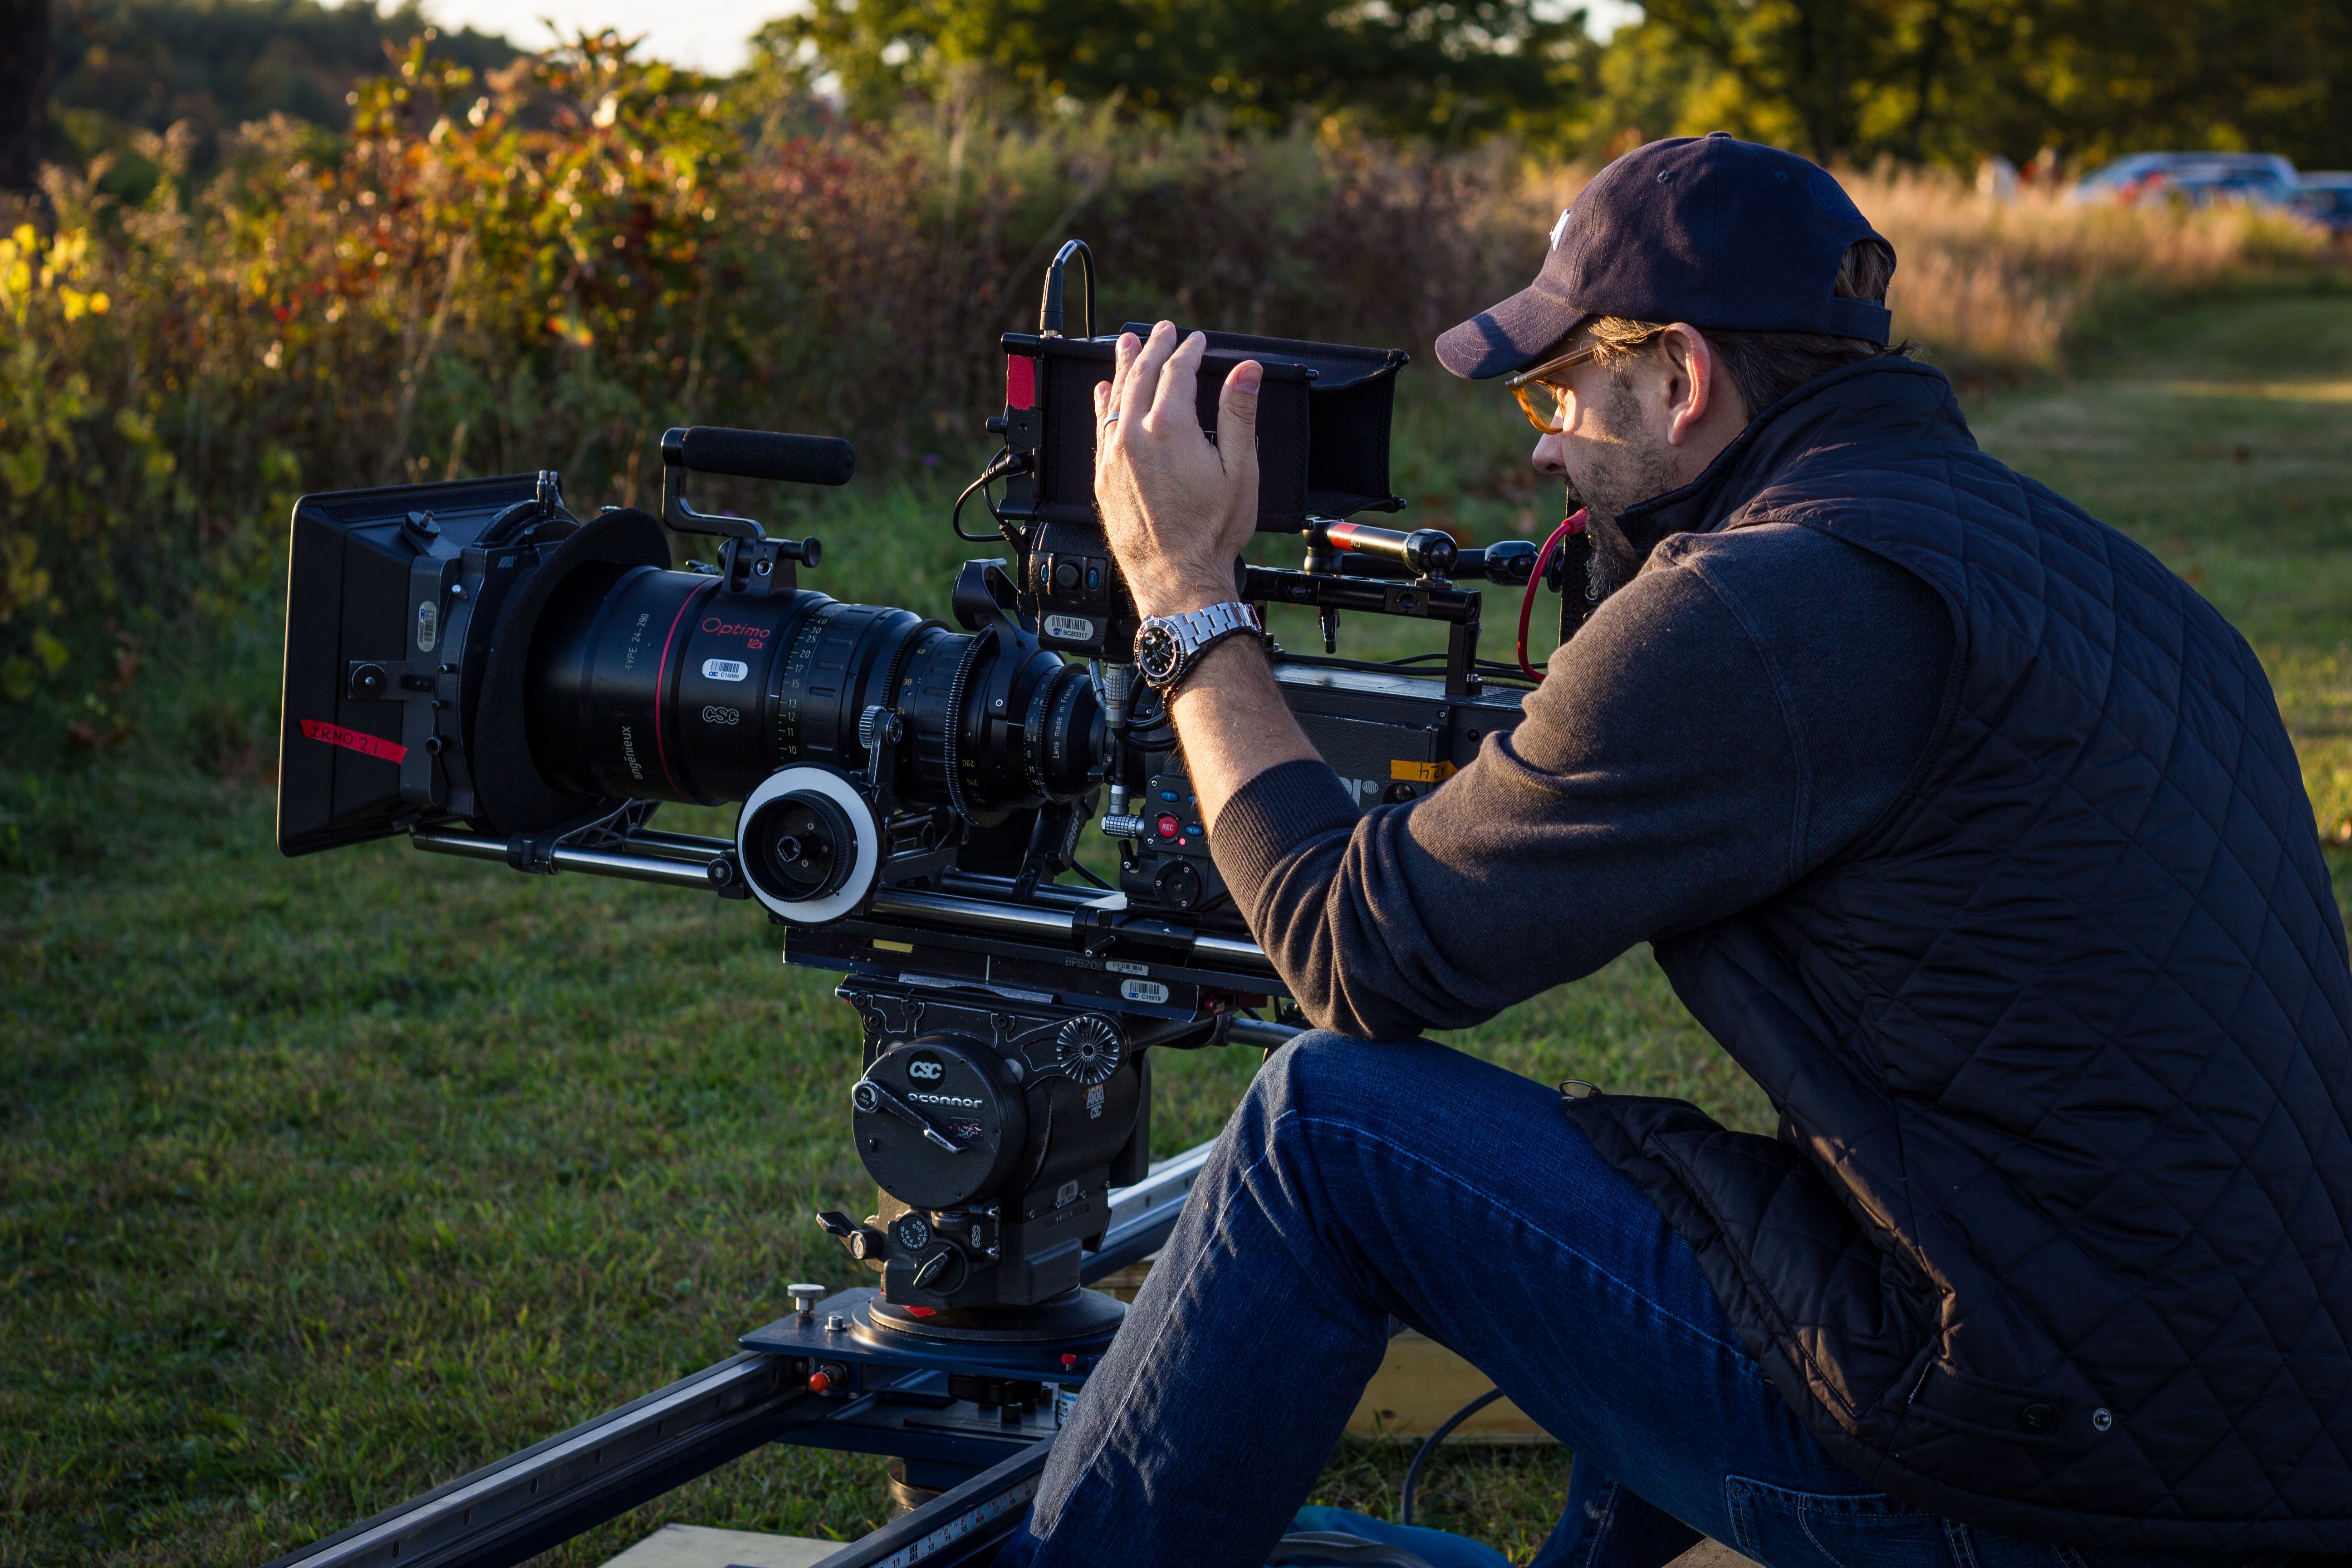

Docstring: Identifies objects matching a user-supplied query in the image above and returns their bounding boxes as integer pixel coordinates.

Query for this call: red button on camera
[1156,815,1181,839]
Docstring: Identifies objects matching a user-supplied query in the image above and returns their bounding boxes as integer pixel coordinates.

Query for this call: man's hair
[1585,239,1915,418]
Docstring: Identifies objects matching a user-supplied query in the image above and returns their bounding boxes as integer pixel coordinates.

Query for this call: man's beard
[1565,377,1677,602]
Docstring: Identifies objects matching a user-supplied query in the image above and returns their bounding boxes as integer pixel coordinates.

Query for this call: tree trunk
[0,0,53,192]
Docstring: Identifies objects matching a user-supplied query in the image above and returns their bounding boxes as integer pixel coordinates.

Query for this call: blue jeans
[996,1034,2278,1568]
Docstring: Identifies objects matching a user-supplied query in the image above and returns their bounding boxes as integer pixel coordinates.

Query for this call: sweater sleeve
[1207,526,1950,1040]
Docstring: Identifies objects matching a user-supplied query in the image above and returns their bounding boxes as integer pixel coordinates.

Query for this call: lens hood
[469,506,671,835]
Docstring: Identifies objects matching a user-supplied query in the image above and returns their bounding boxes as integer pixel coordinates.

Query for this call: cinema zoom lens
[523,564,1102,816]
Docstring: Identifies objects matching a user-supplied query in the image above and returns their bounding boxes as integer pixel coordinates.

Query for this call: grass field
[5,291,2350,1567]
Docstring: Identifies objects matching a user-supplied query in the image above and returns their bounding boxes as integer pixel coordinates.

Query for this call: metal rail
[807,1436,1057,1568]
[252,1119,1276,1568]
[257,1352,820,1568]
[412,825,729,891]
[410,827,1279,975]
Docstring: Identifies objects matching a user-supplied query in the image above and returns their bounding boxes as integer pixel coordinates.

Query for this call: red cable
[1518,509,1587,683]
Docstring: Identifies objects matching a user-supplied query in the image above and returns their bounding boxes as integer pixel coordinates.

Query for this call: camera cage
[260,236,1617,1568]
[272,236,1601,1347]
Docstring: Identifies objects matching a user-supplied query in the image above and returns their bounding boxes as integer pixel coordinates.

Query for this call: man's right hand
[1091,321,1264,621]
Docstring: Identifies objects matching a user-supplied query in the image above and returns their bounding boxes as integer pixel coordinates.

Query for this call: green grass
[5,294,2351,1566]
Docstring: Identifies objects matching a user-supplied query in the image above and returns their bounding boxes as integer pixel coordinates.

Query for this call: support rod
[258,1353,822,1568]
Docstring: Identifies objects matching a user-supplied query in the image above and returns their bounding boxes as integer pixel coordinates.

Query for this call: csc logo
[909,1059,943,1081]
[701,706,740,725]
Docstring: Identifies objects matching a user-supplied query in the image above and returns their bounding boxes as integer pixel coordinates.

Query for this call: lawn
[4,291,2349,1567]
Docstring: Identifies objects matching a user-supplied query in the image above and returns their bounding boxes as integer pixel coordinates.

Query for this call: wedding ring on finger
[1101,411,1122,425]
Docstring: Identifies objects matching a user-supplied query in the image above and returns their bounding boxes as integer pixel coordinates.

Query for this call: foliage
[1,28,2340,757]
[50,0,515,181]
[755,0,1591,142]
[1602,0,2352,170]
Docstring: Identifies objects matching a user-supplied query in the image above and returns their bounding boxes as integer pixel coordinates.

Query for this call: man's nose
[1532,432,1569,477]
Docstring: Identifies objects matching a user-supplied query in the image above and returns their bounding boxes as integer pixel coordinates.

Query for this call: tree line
[5,0,2348,196]
[764,0,2350,169]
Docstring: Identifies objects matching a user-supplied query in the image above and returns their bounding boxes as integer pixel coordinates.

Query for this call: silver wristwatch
[1133,602,1264,692]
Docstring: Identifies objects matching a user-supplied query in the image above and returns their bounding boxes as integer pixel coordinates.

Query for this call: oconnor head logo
[910,1092,982,1107]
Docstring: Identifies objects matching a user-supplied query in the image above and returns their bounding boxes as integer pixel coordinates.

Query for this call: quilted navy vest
[1566,359,2352,1552]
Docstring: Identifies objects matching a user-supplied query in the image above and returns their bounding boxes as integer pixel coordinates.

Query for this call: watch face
[1136,622,1181,681]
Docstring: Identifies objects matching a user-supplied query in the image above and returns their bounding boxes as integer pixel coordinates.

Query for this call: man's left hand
[1093,321,1264,620]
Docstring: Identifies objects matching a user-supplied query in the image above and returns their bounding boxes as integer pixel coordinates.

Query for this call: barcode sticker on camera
[1121,978,1170,1004]
[701,658,749,682]
[1044,615,1096,642]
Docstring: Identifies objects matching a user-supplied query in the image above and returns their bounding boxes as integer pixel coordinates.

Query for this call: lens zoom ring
[939,630,992,822]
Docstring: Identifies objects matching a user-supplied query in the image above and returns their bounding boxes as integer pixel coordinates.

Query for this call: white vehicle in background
[2073,152,2299,207]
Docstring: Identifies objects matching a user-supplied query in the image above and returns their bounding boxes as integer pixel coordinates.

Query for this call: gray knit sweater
[1209,520,1953,1039]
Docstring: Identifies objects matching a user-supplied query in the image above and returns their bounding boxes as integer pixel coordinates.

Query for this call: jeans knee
[1244,1027,1453,1143]
[1249,1028,1362,1114]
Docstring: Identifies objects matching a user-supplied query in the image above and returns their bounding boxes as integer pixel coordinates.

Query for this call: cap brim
[1435,284,1585,380]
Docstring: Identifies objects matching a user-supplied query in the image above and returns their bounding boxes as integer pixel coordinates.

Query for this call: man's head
[1439,134,1906,594]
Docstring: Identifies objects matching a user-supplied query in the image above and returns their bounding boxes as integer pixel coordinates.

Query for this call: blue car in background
[2289,173,2352,234]
[2073,151,2299,206]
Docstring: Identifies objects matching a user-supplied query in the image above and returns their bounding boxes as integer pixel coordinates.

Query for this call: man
[999,135,2352,1567]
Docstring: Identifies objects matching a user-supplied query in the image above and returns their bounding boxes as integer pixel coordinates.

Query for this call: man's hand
[1088,322,1317,833]
[1093,321,1264,619]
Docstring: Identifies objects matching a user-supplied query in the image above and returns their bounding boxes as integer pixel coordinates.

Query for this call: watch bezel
[1135,620,1184,682]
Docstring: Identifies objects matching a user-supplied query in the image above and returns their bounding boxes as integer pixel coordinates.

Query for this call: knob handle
[787,1282,825,1317]
[858,705,904,751]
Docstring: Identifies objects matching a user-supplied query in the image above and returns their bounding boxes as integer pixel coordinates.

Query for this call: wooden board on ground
[600,1522,843,1568]
[1349,1329,1547,1443]
[1096,1254,1549,1443]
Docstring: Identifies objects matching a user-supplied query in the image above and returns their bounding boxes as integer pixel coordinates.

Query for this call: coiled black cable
[953,449,1031,543]
[1397,1386,1505,1529]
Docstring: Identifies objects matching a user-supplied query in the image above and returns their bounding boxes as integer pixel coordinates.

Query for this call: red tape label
[301,718,407,764]
[1005,353,1036,411]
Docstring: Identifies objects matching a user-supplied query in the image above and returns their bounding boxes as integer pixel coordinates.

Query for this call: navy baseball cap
[1436,132,1893,380]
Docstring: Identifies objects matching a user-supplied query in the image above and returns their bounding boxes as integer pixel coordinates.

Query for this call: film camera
[274,242,1591,1360]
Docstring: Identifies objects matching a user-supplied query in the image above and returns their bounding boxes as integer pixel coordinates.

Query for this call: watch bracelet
[1140,601,1264,693]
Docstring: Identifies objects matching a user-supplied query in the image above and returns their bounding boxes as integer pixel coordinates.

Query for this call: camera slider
[258,1132,1236,1568]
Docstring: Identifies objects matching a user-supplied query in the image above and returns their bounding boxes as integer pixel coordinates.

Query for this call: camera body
[999,325,1411,661]
[274,245,1576,1333]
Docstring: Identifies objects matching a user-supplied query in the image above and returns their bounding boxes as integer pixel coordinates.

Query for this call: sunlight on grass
[5,293,2351,1564]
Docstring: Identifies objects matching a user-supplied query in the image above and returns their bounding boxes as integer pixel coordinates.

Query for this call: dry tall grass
[1854,170,2333,375]
[1507,162,2336,377]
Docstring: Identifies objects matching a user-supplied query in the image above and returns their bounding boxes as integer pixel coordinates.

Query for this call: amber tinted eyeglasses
[1502,343,1604,433]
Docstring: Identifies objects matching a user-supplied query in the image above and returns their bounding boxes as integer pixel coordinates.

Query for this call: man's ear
[1661,324,1718,448]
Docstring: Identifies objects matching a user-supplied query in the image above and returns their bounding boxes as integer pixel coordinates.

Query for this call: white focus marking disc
[735,764,880,925]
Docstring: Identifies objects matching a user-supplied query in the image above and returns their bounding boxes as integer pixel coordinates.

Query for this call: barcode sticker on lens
[702,658,749,682]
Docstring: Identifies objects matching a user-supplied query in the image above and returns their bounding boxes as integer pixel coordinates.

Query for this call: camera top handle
[659,425,849,591]
[660,425,854,539]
